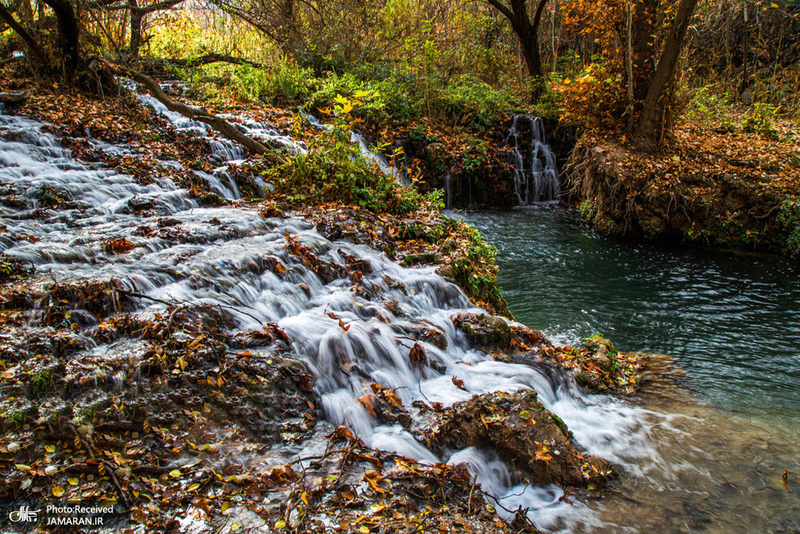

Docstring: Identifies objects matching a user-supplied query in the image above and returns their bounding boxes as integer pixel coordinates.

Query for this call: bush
[742,102,780,139]
[270,100,428,215]
[230,63,314,105]
[777,199,800,257]
[431,76,522,134]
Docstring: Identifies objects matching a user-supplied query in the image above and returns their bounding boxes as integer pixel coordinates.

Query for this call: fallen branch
[0,90,29,105]
[0,88,28,102]
[0,56,22,68]
[129,71,286,165]
[142,53,266,74]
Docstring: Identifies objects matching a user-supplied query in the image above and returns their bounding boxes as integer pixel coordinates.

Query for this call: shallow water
[466,206,800,531]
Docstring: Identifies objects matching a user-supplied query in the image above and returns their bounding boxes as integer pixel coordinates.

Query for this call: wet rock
[451,313,513,349]
[399,324,448,350]
[431,389,614,488]
[31,184,72,208]
[0,254,33,283]
[41,279,132,326]
[539,334,649,395]
[584,334,616,368]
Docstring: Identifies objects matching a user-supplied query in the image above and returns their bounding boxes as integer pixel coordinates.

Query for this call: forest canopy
[1,0,799,148]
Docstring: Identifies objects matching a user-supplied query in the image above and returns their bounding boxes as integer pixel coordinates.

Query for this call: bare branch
[130,71,287,165]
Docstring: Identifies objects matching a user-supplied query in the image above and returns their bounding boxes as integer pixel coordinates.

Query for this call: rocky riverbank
[563,117,800,258]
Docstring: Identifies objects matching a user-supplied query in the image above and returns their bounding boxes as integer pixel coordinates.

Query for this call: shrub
[270,97,428,215]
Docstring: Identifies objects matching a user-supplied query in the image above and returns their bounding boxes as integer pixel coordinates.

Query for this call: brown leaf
[409,343,427,371]
[451,376,467,391]
[357,393,378,417]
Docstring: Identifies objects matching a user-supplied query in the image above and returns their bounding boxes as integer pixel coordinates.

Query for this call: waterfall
[507,115,560,205]
[0,108,655,532]
[444,170,452,209]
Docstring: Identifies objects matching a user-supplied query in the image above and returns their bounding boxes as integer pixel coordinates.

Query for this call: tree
[633,0,699,150]
[0,0,82,78]
[484,0,549,82]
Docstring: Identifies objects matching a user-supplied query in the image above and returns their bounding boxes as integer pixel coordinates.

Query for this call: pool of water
[465,206,800,532]
[465,207,800,424]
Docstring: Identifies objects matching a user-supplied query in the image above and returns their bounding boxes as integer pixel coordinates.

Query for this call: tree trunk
[631,0,658,103]
[129,0,142,58]
[634,0,698,151]
[486,0,548,98]
[41,0,82,75]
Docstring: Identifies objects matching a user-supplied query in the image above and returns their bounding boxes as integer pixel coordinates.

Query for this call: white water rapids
[0,105,666,531]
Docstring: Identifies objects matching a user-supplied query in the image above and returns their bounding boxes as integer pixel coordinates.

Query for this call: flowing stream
[0,108,649,531]
[466,207,800,531]
[2,100,798,531]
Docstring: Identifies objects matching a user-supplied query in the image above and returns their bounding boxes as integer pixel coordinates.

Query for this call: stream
[1,99,798,532]
[466,207,800,532]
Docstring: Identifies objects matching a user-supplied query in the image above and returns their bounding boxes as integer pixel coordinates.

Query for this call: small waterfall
[507,115,560,205]
[0,110,656,532]
[444,170,452,209]
[138,91,306,200]
[302,111,408,185]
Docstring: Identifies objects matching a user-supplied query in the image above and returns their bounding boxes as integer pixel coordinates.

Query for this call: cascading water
[302,110,408,185]
[0,108,661,531]
[507,115,560,205]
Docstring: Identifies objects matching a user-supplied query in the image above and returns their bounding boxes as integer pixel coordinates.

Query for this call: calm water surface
[465,207,800,422]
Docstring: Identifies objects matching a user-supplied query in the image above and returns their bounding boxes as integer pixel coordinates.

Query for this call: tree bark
[41,0,82,75]
[634,0,698,151]
[131,72,286,165]
[486,0,548,79]
[142,53,266,74]
[129,0,142,58]
[631,0,658,103]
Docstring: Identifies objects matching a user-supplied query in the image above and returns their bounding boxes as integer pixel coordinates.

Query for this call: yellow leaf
[301,491,309,505]
[231,523,242,532]
[169,469,181,478]
[275,520,286,529]
[359,527,370,534]
[45,445,56,453]
[68,478,79,486]
[535,442,553,465]
[52,486,65,497]
[221,501,233,515]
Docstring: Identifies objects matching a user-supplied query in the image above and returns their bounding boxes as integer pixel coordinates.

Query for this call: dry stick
[128,71,286,165]
[67,423,131,508]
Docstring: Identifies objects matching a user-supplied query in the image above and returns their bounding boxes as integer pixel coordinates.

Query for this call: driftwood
[0,90,28,105]
[131,71,286,165]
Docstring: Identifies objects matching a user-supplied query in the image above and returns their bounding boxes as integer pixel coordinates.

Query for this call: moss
[777,199,800,258]
[578,199,598,221]
[454,314,514,349]
[198,193,229,206]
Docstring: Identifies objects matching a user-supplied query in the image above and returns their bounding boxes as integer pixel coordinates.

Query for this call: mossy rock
[451,313,513,349]
[431,389,614,488]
